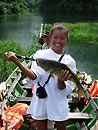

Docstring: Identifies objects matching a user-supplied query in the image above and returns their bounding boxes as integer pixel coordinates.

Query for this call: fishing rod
[83,88,98,116]
[15,54,35,61]
[39,23,44,38]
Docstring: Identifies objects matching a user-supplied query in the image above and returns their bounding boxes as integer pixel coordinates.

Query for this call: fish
[36,58,86,100]
[15,54,86,100]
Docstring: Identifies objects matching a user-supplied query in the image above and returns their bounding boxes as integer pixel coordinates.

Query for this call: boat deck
[23,112,93,121]
[0,65,97,130]
[17,80,94,123]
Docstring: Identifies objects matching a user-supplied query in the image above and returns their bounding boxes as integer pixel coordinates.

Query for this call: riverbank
[0,22,98,82]
[46,22,98,44]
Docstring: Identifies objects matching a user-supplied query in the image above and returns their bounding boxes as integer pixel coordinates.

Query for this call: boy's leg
[55,120,67,130]
[36,119,47,130]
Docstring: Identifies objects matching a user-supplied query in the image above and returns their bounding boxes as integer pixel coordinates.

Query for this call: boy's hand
[5,52,18,63]
[58,70,71,82]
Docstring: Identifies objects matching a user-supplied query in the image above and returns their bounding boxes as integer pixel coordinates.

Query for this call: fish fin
[51,73,54,79]
[78,89,86,100]
[66,64,72,70]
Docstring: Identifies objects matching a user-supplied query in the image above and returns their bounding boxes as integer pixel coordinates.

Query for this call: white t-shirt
[27,48,76,121]
[41,42,52,49]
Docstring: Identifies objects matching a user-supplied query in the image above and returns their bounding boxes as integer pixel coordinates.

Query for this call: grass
[46,22,98,44]
[0,40,40,82]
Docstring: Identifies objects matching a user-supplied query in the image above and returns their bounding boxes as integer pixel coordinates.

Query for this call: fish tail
[78,89,86,100]
[51,73,55,79]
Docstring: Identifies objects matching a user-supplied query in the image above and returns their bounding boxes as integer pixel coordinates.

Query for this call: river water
[0,14,98,80]
[0,15,43,48]
[65,42,98,80]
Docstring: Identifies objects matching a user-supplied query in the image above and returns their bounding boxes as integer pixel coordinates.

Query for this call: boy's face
[50,30,68,54]
[42,36,50,44]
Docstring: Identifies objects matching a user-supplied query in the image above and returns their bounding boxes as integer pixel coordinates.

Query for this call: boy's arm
[5,52,37,80]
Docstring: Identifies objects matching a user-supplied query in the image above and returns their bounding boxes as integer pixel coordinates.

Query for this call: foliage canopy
[0,0,98,15]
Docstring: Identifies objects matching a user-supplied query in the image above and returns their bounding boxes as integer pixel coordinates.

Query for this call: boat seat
[17,97,75,105]
[23,112,93,121]
[22,84,32,90]
[68,112,93,121]
[17,97,32,103]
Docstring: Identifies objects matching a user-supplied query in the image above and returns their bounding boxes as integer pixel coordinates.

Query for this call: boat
[0,24,98,130]
[0,55,98,130]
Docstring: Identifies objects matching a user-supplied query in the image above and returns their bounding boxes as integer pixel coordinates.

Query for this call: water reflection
[65,42,98,80]
[42,13,98,23]
[0,15,43,48]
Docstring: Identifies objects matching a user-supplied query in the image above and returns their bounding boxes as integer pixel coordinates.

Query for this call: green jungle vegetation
[0,40,40,82]
[0,0,39,15]
[0,22,98,82]
[0,0,98,16]
[40,0,98,16]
